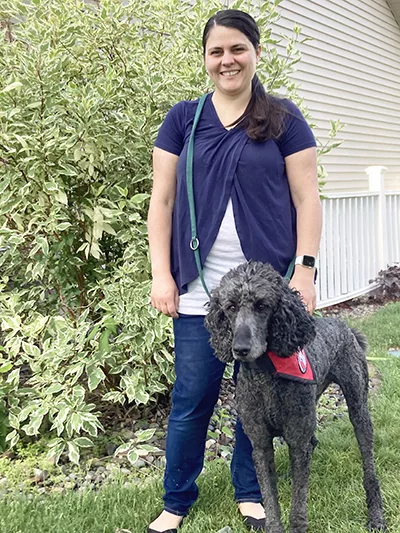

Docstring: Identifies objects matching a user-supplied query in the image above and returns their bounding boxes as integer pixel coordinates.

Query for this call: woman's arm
[147,147,180,318]
[285,146,322,313]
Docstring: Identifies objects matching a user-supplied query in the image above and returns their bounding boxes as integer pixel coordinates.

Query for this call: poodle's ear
[267,283,316,357]
[204,292,234,363]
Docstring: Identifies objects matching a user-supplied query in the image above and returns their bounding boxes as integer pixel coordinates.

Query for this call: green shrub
[0,0,340,462]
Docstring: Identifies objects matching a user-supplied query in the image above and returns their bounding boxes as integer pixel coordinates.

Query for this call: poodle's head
[205,261,315,363]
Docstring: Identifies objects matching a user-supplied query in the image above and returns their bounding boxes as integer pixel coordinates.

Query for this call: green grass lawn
[1,303,400,533]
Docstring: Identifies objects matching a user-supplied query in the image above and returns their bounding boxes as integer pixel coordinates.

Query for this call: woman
[147,9,322,533]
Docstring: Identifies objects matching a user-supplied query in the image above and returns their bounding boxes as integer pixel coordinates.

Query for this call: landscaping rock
[105,443,119,456]
[33,469,49,483]
[206,438,216,449]
[154,457,166,468]
[120,429,135,440]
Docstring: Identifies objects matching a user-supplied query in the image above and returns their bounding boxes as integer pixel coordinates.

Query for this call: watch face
[303,255,316,268]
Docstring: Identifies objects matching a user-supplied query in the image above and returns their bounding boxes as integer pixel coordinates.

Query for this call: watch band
[295,255,316,269]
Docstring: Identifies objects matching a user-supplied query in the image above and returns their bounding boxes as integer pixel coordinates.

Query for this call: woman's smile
[221,70,241,77]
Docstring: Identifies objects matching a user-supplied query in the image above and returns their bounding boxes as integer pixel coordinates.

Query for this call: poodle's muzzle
[231,312,268,361]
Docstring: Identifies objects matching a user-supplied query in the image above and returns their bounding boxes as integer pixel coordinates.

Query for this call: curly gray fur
[205,262,386,533]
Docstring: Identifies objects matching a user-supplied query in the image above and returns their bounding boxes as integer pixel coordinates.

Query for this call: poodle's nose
[233,346,250,357]
[233,325,252,358]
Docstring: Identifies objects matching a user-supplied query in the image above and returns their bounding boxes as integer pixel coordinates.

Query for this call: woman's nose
[222,52,235,65]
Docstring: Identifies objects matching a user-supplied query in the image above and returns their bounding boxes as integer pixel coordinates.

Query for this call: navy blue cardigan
[154,93,316,295]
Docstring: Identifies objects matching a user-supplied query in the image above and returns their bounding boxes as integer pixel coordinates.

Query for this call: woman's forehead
[205,25,252,49]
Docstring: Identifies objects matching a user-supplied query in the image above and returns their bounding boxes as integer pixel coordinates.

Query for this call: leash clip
[190,237,199,251]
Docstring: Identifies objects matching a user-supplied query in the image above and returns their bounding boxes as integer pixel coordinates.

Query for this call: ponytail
[241,75,287,142]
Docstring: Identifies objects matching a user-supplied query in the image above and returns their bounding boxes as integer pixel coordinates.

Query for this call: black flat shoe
[147,517,183,533]
[242,515,266,531]
[147,529,177,533]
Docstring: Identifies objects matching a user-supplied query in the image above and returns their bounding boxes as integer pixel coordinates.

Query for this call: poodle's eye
[227,303,237,313]
[255,302,267,312]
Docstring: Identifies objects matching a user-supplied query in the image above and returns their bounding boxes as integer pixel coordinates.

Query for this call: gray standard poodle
[205,262,387,533]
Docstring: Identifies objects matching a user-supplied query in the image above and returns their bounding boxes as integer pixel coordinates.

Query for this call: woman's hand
[150,273,179,318]
[289,267,317,314]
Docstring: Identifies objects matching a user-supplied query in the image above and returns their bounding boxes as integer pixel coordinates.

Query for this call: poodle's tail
[351,328,368,352]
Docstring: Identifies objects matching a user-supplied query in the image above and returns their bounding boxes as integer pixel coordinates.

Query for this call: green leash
[284,256,296,282]
[186,93,295,298]
[186,94,210,298]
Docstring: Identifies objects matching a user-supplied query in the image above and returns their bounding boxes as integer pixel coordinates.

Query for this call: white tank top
[178,198,246,315]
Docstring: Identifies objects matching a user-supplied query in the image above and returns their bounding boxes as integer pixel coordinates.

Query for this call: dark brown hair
[203,9,287,141]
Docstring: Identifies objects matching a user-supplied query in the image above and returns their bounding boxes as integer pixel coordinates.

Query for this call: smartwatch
[295,255,316,269]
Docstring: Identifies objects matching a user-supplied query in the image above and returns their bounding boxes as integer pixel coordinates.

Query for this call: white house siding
[271,0,400,193]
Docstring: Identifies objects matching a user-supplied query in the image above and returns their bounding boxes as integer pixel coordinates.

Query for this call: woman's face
[204,25,261,98]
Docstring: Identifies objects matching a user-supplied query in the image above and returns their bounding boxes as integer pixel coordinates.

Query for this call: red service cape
[267,349,315,383]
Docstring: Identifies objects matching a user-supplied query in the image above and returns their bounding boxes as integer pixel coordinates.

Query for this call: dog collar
[242,348,316,384]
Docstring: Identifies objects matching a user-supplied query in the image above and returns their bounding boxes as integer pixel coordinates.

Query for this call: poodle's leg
[286,439,314,533]
[237,377,285,533]
[336,363,387,532]
[251,438,285,533]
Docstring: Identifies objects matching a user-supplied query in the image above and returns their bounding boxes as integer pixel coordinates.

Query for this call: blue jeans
[163,314,262,516]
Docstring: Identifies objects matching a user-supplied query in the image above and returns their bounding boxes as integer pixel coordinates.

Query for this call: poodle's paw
[367,517,388,532]
[289,526,308,533]
[289,515,308,533]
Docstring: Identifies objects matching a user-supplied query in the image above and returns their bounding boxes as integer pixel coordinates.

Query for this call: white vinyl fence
[316,167,400,308]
